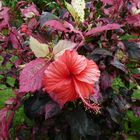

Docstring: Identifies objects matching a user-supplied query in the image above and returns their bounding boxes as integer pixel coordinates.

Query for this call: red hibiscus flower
[44,50,100,111]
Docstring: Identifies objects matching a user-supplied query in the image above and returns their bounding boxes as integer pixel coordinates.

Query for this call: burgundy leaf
[126,14,140,27]
[123,41,140,61]
[90,48,112,56]
[41,17,84,38]
[45,101,61,120]
[20,3,39,18]
[63,21,84,39]
[0,108,8,139]
[44,20,69,32]
[0,34,5,42]
[101,0,124,16]
[132,74,140,80]
[0,7,10,30]
[9,28,23,49]
[90,82,102,103]
[16,1,27,9]
[100,71,113,91]
[132,106,140,118]
[5,98,15,105]
[28,18,39,30]
[19,58,49,93]
[129,0,140,10]
[0,108,8,122]
[14,59,22,68]
[85,24,122,37]
[101,0,114,4]
[39,12,59,27]
[0,119,8,139]
[128,0,140,15]
[110,59,128,73]
[1,53,11,66]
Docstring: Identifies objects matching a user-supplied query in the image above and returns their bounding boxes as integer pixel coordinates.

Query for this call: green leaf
[10,56,18,62]
[120,34,138,40]
[0,88,15,109]
[112,77,125,91]
[0,84,7,90]
[0,56,3,64]
[127,136,138,140]
[6,62,13,69]
[132,88,140,99]
[125,111,140,132]
[0,75,4,79]
[6,76,15,87]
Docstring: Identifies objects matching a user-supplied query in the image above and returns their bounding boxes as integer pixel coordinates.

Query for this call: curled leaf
[53,40,77,59]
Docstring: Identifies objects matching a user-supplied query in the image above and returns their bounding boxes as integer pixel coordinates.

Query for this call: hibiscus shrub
[0,0,140,139]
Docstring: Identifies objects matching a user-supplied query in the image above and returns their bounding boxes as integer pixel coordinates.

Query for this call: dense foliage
[0,0,140,139]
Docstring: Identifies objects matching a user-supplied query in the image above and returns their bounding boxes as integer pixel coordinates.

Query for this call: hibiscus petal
[44,57,78,106]
[75,60,100,84]
[44,59,70,91]
[45,59,69,77]
[60,50,87,74]
[48,79,77,106]
[73,78,94,98]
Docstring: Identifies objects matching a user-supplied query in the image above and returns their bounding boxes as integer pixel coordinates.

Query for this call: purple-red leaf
[90,82,102,103]
[101,0,114,4]
[0,7,9,30]
[39,12,59,27]
[20,3,39,18]
[126,14,140,27]
[19,58,49,93]
[110,59,128,73]
[45,101,61,120]
[0,108,8,139]
[5,98,15,105]
[63,21,84,39]
[85,24,122,37]
[101,0,124,16]
[9,28,23,49]
[0,108,8,122]
[44,20,69,32]
[100,71,113,91]
[132,106,140,118]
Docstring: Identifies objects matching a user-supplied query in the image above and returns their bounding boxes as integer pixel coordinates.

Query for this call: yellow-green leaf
[29,36,49,58]
[64,1,81,24]
[71,0,85,22]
